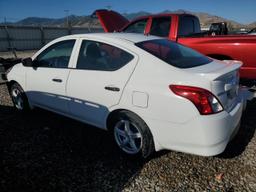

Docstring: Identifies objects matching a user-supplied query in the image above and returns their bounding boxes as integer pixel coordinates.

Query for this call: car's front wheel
[111,111,155,158]
[9,83,30,112]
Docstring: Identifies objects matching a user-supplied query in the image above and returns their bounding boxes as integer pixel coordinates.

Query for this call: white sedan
[7,33,244,158]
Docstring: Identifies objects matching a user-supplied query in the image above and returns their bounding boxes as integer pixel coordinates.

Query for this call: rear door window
[150,17,171,37]
[136,39,212,68]
[76,40,134,71]
[178,16,201,37]
[123,19,148,34]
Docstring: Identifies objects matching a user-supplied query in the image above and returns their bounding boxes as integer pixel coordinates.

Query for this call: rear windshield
[135,39,212,68]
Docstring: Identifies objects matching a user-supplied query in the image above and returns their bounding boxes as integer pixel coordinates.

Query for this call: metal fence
[0,25,103,52]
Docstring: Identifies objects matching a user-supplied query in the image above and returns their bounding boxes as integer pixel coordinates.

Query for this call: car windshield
[135,39,212,68]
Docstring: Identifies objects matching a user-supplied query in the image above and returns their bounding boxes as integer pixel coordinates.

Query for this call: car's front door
[26,39,76,114]
[66,39,137,128]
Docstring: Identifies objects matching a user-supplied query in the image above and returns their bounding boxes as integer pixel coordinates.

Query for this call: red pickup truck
[93,10,256,81]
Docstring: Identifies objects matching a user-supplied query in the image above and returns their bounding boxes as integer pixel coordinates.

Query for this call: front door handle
[52,78,62,83]
[104,86,120,92]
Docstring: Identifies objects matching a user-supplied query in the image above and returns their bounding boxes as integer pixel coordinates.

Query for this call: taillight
[169,85,223,115]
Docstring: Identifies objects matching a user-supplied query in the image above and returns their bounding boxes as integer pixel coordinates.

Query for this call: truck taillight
[169,85,223,115]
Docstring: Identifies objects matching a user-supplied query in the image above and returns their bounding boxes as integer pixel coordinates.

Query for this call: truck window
[150,17,171,37]
[178,16,201,37]
[136,39,212,69]
[123,19,148,34]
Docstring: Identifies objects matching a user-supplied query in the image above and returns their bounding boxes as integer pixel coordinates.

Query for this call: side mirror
[22,57,33,67]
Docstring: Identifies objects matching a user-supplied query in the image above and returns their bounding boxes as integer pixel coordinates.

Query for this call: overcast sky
[0,0,255,24]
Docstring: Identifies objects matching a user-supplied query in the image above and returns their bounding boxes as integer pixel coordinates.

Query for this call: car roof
[63,33,161,44]
[132,13,196,20]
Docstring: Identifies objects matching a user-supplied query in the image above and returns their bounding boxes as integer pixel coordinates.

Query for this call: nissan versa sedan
[7,33,244,158]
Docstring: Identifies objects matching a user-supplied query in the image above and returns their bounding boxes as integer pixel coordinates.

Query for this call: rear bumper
[146,96,244,156]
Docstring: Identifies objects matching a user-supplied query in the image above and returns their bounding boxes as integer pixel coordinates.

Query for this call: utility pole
[64,10,69,27]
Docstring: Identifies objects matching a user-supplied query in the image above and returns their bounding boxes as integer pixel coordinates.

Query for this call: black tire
[110,110,155,158]
[230,120,241,141]
[9,83,30,112]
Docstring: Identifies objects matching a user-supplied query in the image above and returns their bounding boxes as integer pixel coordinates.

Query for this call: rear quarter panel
[111,46,215,127]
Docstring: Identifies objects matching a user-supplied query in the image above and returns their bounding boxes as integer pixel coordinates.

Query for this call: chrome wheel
[11,88,24,110]
[114,120,143,154]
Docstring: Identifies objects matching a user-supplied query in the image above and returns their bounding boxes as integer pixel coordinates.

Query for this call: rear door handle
[104,86,120,92]
[52,78,62,83]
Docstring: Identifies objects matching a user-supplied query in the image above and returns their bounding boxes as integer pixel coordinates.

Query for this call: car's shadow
[219,100,256,159]
[0,99,256,191]
[0,105,146,192]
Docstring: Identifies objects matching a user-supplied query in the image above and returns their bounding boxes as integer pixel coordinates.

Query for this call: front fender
[7,63,27,90]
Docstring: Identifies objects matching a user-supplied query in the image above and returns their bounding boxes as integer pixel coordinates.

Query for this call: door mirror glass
[22,57,33,67]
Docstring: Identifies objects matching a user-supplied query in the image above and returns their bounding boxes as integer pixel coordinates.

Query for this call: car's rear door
[26,39,76,114]
[66,39,137,128]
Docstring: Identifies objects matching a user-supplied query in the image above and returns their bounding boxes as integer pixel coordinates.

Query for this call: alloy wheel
[114,119,143,154]
[11,88,24,110]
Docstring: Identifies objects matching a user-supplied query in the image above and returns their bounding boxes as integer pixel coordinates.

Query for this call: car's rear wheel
[111,111,155,158]
[10,83,30,112]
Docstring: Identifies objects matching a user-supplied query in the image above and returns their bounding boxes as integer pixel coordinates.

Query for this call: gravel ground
[0,50,37,59]
[0,84,256,192]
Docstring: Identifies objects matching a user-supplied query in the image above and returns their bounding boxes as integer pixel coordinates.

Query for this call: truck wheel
[10,83,30,112]
[111,111,155,158]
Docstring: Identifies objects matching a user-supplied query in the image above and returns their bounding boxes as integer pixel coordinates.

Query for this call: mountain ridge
[2,10,256,29]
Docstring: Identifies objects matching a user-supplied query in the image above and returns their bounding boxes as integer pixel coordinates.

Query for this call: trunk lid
[92,9,129,32]
[184,60,242,112]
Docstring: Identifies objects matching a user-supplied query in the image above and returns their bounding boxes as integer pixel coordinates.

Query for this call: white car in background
[7,33,244,158]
